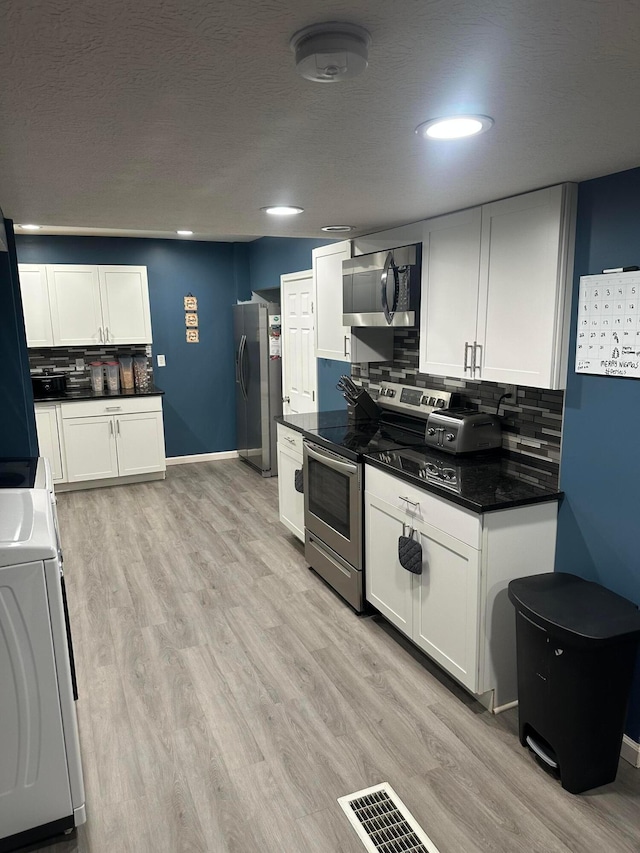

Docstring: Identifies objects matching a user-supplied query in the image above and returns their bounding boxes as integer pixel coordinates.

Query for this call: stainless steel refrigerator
[233,302,282,477]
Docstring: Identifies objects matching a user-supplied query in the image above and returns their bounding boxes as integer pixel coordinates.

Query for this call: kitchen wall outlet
[75,358,85,371]
[359,363,370,378]
[501,384,518,404]
[157,354,166,367]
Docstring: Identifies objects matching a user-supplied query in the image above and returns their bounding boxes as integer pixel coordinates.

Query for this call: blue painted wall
[16,235,237,457]
[556,167,640,739]
[0,216,38,457]
[247,237,346,411]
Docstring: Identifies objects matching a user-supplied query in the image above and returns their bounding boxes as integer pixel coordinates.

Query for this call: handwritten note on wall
[575,272,640,378]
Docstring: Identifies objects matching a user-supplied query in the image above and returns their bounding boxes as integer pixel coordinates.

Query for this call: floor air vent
[338,783,441,852]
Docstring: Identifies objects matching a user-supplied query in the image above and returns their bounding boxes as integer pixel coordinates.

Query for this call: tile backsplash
[352,330,563,490]
[29,345,153,389]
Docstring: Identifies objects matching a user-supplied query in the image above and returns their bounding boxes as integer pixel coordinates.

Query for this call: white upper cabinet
[47,265,103,346]
[313,241,394,364]
[18,264,54,347]
[352,221,425,255]
[19,264,153,347]
[99,266,152,344]
[419,184,577,389]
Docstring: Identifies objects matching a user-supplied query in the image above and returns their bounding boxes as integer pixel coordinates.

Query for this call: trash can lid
[508,573,640,648]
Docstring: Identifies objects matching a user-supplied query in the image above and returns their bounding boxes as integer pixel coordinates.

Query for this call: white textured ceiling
[1,0,640,241]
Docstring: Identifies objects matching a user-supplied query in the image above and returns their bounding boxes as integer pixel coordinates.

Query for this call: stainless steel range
[303,381,451,612]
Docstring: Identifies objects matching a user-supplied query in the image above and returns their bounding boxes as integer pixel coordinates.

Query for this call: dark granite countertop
[275,409,351,436]
[33,385,165,403]
[365,450,562,514]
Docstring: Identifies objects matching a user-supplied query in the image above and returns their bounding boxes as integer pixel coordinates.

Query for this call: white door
[34,405,65,483]
[313,241,352,362]
[412,522,480,692]
[99,266,152,344]
[0,561,73,837]
[364,494,413,637]
[47,265,103,346]
[281,270,316,414]
[115,412,166,476]
[477,185,567,387]
[277,444,304,541]
[18,264,54,347]
[63,416,119,481]
[419,208,482,379]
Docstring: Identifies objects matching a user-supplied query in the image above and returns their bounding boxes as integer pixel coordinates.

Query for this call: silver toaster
[425,408,502,454]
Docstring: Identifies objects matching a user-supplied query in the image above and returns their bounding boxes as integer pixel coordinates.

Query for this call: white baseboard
[621,735,640,768]
[166,450,239,466]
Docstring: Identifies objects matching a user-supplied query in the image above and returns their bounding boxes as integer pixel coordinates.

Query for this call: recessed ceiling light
[415,115,494,140]
[261,206,304,216]
[19,224,41,230]
[176,230,193,235]
[321,225,354,233]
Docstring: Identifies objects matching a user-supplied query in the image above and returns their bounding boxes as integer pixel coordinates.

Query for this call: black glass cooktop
[307,418,428,461]
[0,458,39,488]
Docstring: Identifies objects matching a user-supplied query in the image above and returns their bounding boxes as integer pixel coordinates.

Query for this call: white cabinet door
[419,208,482,379]
[115,411,166,476]
[18,264,54,347]
[364,493,413,637]
[477,184,576,388]
[34,405,65,483]
[313,241,352,361]
[277,443,304,541]
[47,265,103,346]
[63,416,119,481]
[99,266,152,344]
[413,522,480,693]
[0,562,73,838]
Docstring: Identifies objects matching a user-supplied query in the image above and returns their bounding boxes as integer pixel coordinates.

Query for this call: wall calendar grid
[575,271,640,378]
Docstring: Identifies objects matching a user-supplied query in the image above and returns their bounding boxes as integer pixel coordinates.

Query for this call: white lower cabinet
[277,424,304,541]
[59,397,165,487]
[365,464,558,708]
[34,404,66,483]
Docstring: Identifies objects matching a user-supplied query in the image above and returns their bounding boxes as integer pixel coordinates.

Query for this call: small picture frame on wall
[185,312,198,327]
[184,295,198,312]
[186,328,199,343]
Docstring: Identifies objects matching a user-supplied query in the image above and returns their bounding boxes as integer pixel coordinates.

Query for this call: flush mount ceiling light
[290,22,371,83]
[416,114,494,140]
[261,205,304,216]
[321,225,354,232]
[176,230,193,235]
[19,223,42,230]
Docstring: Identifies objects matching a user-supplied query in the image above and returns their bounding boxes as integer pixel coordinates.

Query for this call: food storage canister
[105,361,120,393]
[119,357,134,390]
[89,362,104,394]
[133,356,150,392]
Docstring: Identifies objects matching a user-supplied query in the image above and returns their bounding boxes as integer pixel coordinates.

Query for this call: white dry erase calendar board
[575,271,640,378]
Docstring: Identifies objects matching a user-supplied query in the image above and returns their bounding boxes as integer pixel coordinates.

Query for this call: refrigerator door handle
[239,334,248,400]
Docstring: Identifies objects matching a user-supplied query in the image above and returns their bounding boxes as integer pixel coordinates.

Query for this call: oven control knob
[427,428,436,436]
[446,433,455,442]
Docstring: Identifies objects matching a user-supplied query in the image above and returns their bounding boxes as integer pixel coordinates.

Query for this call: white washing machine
[0,458,86,852]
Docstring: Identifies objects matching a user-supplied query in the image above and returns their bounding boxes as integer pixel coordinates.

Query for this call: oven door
[303,441,362,569]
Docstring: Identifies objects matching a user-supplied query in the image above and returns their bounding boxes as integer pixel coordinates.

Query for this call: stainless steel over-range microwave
[342,244,421,327]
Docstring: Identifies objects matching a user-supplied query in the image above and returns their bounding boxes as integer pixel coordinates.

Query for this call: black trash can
[508,572,640,794]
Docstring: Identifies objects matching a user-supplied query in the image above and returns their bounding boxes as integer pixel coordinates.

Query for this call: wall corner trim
[165,450,239,465]
[621,734,640,768]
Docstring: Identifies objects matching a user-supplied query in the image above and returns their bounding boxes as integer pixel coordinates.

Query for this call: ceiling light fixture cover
[261,206,304,216]
[290,22,371,83]
[20,224,41,230]
[321,225,354,232]
[176,230,193,235]
[416,115,494,140]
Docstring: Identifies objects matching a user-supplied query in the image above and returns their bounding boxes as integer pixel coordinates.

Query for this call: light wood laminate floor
[39,460,639,852]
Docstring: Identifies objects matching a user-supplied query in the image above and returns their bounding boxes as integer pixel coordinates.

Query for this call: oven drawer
[364,463,481,548]
[305,531,363,613]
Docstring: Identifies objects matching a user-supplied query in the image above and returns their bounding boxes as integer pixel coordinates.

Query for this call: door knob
[282,396,290,404]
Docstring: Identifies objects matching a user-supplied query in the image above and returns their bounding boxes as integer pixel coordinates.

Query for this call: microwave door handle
[380,251,399,324]
[305,442,359,475]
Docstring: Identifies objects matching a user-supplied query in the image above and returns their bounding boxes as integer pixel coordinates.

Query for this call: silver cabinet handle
[116,419,120,435]
[464,342,471,373]
[109,420,113,436]
[473,342,482,375]
[343,334,348,358]
[99,327,103,343]
[105,406,122,411]
[399,496,420,508]
[283,435,297,445]
[105,326,110,343]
